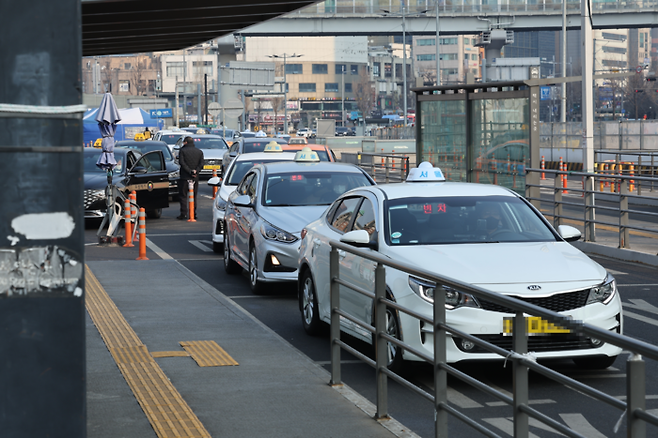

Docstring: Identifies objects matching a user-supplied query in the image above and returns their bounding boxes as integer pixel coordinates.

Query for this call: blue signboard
[540,86,551,101]
[150,108,173,118]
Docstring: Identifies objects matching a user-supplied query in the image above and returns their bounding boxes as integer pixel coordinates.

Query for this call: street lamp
[382,6,427,127]
[267,53,303,135]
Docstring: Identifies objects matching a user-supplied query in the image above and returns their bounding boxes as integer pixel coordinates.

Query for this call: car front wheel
[300,270,322,335]
[223,227,241,274]
[573,355,617,370]
[373,303,404,372]
[146,208,162,219]
[248,244,263,294]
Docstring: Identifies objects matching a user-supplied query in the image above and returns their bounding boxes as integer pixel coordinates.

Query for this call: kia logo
[527,285,541,291]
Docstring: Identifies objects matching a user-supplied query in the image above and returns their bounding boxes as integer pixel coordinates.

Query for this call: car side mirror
[557,225,581,242]
[207,176,221,186]
[341,229,377,250]
[233,194,253,208]
[131,166,148,174]
[229,152,237,158]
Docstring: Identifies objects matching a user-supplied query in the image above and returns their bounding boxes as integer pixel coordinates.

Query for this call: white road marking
[560,413,607,438]
[482,417,544,437]
[615,395,658,400]
[624,299,658,316]
[145,237,173,259]
[188,240,213,252]
[446,387,483,408]
[622,310,658,327]
[201,194,213,199]
[618,284,658,287]
[607,269,629,276]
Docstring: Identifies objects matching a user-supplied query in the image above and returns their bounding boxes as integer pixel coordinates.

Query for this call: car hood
[200,149,226,160]
[387,242,607,294]
[259,205,328,235]
[84,172,118,190]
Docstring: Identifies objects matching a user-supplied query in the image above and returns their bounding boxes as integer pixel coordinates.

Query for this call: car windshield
[263,171,371,206]
[160,134,183,144]
[385,195,557,245]
[193,137,228,150]
[243,141,282,153]
[227,159,289,186]
[84,151,123,173]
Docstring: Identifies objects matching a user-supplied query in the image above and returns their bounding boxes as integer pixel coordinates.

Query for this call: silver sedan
[223,158,375,293]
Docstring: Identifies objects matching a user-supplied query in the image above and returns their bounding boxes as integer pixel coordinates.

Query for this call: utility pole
[267,53,303,135]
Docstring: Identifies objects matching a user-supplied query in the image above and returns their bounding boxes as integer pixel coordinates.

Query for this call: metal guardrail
[341,152,412,183]
[525,168,658,249]
[328,240,658,437]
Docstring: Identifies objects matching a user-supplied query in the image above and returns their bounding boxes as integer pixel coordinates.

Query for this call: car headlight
[587,273,617,305]
[408,276,480,309]
[215,196,227,211]
[168,170,180,179]
[260,221,298,243]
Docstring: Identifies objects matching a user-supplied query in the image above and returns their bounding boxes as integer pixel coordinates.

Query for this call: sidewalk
[85,259,417,438]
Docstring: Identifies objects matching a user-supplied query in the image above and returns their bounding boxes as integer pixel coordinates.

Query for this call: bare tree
[419,69,436,87]
[354,68,376,119]
[131,60,147,96]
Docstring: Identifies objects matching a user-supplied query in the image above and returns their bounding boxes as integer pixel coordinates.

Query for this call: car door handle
[313,238,321,248]
[338,250,346,260]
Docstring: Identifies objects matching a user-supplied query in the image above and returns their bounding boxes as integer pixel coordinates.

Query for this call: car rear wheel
[223,227,241,275]
[573,355,618,370]
[146,208,162,219]
[213,241,223,253]
[248,244,263,294]
[300,270,322,335]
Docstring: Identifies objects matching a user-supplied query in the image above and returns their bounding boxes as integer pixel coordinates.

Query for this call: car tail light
[301,228,307,240]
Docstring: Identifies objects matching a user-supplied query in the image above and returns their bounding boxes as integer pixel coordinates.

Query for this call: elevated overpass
[240,0,658,37]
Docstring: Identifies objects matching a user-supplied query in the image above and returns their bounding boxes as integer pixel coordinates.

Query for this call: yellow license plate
[503,316,571,336]
[203,165,222,170]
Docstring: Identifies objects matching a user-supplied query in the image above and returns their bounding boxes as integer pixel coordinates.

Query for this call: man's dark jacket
[179,143,204,180]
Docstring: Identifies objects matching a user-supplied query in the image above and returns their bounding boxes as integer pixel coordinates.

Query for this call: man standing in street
[177,136,204,220]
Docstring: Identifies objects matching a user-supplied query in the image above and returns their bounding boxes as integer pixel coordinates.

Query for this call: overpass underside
[240,0,658,36]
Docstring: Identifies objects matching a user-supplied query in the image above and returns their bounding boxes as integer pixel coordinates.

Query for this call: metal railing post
[619,180,630,249]
[513,312,529,438]
[329,246,341,386]
[434,285,448,438]
[627,353,646,438]
[554,170,564,228]
[385,156,390,183]
[374,262,388,419]
[584,175,596,242]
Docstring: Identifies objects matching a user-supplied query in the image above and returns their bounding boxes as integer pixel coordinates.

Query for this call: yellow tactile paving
[151,351,191,358]
[85,265,212,438]
[180,340,239,367]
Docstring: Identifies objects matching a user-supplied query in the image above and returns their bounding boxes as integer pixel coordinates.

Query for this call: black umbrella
[95,92,121,182]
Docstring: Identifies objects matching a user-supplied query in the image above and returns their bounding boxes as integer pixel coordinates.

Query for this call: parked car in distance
[152,130,188,152]
[288,137,307,145]
[115,140,180,200]
[282,143,336,162]
[173,134,229,177]
[222,137,289,176]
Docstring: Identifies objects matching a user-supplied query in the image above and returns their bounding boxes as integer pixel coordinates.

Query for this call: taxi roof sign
[264,141,283,153]
[406,161,446,182]
[294,146,320,162]
[134,133,146,141]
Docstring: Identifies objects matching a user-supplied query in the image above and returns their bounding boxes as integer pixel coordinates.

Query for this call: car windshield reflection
[386,195,558,245]
[264,172,371,206]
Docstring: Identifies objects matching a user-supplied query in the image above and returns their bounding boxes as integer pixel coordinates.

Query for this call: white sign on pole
[227,62,275,90]
[224,98,244,118]
[208,102,221,116]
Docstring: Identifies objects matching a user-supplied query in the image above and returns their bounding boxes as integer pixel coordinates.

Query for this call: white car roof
[373,181,519,200]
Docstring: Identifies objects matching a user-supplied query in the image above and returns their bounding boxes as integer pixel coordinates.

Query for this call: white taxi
[223,148,375,293]
[207,142,296,253]
[298,162,622,370]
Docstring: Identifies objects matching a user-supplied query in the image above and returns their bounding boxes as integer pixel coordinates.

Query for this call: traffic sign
[208,102,221,116]
[150,108,173,118]
[636,65,643,74]
[224,98,244,118]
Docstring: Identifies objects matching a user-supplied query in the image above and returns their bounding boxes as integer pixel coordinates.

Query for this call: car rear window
[263,171,372,206]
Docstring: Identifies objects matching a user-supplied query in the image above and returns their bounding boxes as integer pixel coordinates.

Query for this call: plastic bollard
[130,191,138,242]
[630,164,635,192]
[123,198,134,247]
[187,179,196,222]
[541,156,545,180]
[212,169,218,199]
[136,208,149,260]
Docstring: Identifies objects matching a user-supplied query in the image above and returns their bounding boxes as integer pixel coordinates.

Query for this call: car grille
[478,289,590,313]
[453,334,594,353]
[84,189,106,210]
[204,159,222,166]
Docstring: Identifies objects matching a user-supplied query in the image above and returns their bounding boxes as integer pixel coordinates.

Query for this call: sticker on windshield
[391,232,402,239]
